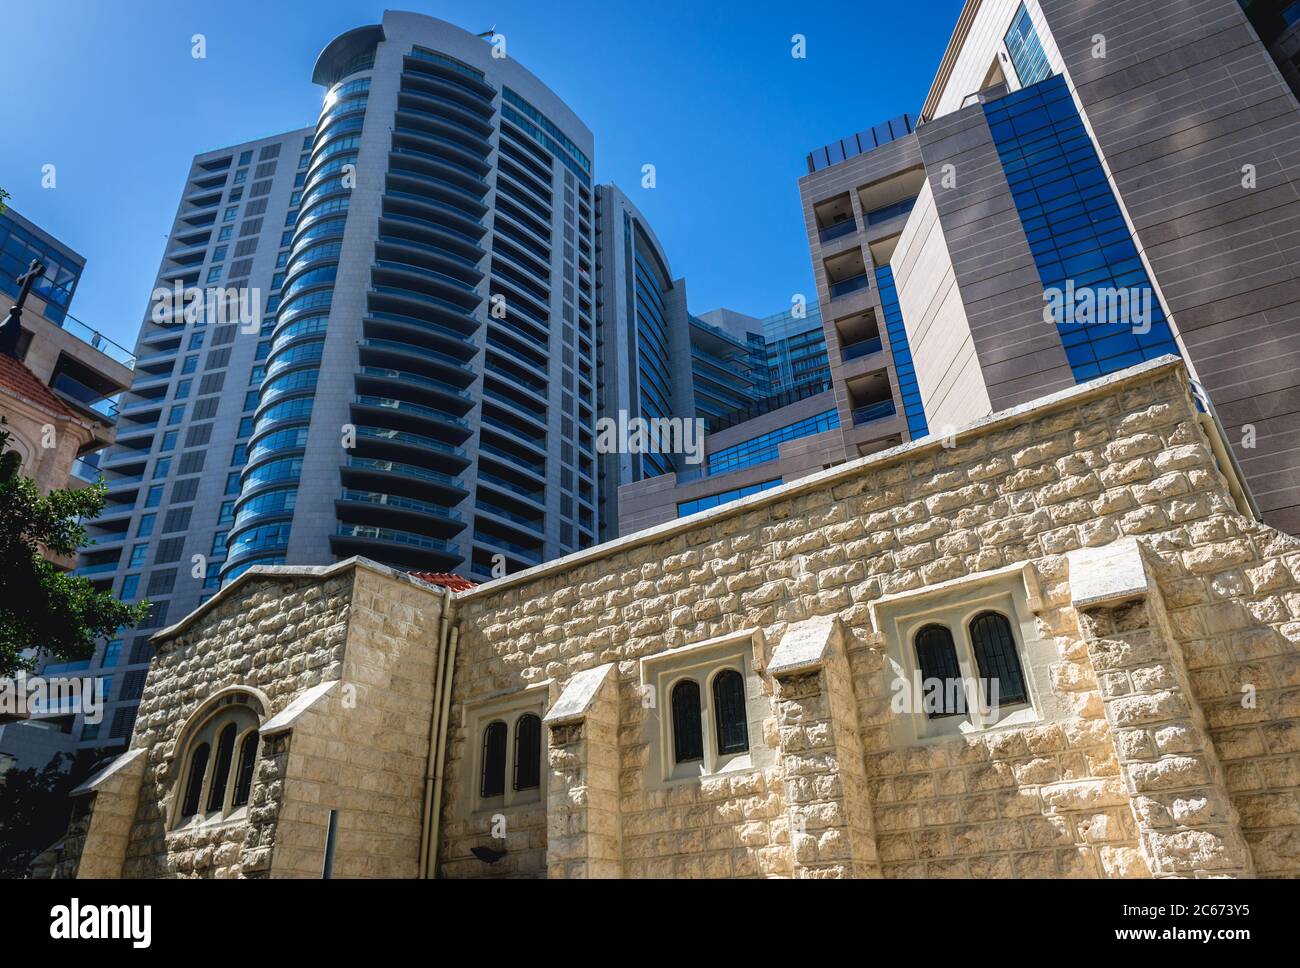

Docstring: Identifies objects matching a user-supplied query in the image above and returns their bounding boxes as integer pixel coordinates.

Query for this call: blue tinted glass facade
[984,75,1180,381]
[0,211,84,323]
[706,409,839,477]
[678,479,782,518]
[873,266,929,438]
[1004,3,1051,88]
[632,218,676,480]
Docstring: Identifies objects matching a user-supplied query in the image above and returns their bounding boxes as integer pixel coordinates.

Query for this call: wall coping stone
[70,747,146,798]
[261,679,340,736]
[1067,537,1150,608]
[543,663,616,725]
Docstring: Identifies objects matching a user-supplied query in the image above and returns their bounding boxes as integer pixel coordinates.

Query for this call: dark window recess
[244,198,268,218]
[232,731,259,807]
[915,624,965,718]
[239,218,263,237]
[134,602,169,630]
[205,347,232,370]
[128,639,154,665]
[671,680,704,763]
[120,669,148,702]
[155,537,184,563]
[213,324,238,346]
[206,723,237,811]
[110,705,138,740]
[185,424,213,447]
[180,742,210,816]
[234,238,258,258]
[480,721,507,798]
[513,714,541,791]
[258,143,280,161]
[250,180,272,198]
[199,373,225,396]
[178,451,206,475]
[969,611,1029,707]
[712,670,749,755]
[163,507,192,532]
[254,161,277,179]
[146,568,177,596]
[172,478,200,502]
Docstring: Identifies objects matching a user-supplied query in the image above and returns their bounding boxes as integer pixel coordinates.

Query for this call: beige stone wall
[445,360,1300,878]
[61,562,444,879]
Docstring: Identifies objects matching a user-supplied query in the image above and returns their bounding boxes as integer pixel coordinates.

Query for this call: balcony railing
[842,336,883,361]
[829,273,871,299]
[51,373,119,422]
[335,524,458,554]
[818,219,858,244]
[865,196,918,226]
[853,399,897,425]
[54,312,136,369]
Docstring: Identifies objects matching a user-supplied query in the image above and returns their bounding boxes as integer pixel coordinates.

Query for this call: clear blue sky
[0,0,964,351]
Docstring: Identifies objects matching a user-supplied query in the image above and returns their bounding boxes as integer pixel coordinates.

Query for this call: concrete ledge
[1067,537,1150,609]
[768,615,839,678]
[261,680,340,736]
[543,663,615,725]
[71,748,146,798]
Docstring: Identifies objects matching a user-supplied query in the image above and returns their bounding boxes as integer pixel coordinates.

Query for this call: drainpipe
[425,626,458,877]
[418,587,453,879]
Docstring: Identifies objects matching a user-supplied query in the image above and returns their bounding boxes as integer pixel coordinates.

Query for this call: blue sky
[0,0,964,351]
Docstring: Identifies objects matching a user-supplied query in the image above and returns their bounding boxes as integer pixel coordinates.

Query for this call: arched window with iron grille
[968,611,1028,707]
[513,714,541,791]
[671,680,703,764]
[180,743,210,818]
[915,624,965,718]
[712,669,749,755]
[232,730,260,808]
[480,720,507,798]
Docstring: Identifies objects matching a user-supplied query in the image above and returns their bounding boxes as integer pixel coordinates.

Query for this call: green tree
[0,750,103,878]
[0,423,149,678]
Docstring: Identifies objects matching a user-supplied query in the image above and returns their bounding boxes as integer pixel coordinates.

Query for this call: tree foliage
[0,424,149,678]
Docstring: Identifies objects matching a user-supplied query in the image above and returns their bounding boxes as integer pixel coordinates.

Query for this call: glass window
[180,743,210,817]
[211,245,227,262]
[223,206,238,222]
[512,714,541,792]
[914,625,965,718]
[238,150,252,165]
[218,225,232,242]
[233,169,247,185]
[128,544,148,568]
[144,485,164,508]
[243,390,260,411]
[136,513,156,538]
[102,640,122,667]
[119,575,140,600]
[188,331,205,350]
[152,457,172,479]
[712,670,749,755]
[480,721,507,798]
[159,430,177,451]
[226,472,242,495]
[671,680,703,763]
[175,379,191,400]
[969,612,1029,707]
[218,501,236,525]
[168,405,185,426]
[206,724,237,812]
[211,531,229,556]
[232,731,259,807]
[1004,4,1052,88]
[181,355,198,374]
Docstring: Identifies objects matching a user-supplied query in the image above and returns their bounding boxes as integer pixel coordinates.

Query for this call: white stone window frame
[168,688,266,832]
[870,562,1062,743]
[639,628,773,787]
[462,681,550,817]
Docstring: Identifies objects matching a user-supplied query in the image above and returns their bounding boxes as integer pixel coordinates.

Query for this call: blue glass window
[874,265,929,438]
[678,479,782,518]
[706,410,839,477]
[1005,3,1051,88]
[983,75,1180,382]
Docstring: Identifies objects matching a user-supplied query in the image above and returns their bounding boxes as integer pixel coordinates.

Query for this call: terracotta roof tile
[409,571,478,592]
[0,352,76,420]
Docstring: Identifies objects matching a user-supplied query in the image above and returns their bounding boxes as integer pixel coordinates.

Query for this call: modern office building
[73,11,606,754]
[762,303,830,396]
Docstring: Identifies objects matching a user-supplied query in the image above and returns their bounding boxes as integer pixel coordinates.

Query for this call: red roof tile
[409,571,478,592]
[0,352,76,420]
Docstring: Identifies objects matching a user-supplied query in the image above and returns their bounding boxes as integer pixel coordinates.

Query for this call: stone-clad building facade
[49,356,1300,878]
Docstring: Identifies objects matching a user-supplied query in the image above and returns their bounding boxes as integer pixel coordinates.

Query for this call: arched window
[480,721,507,798]
[969,611,1028,707]
[513,714,541,792]
[915,624,965,718]
[712,669,749,755]
[232,730,259,808]
[205,723,237,813]
[671,680,703,764]
[180,743,210,818]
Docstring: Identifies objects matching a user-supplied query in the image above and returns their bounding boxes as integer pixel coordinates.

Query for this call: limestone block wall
[444,358,1300,878]
[60,561,444,879]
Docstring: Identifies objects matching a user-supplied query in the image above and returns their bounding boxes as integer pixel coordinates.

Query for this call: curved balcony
[394,102,491,156]
[481,387,546,431]
[472,529,543,568]
[223,522,293,570]
[355,365,473,409]
[397,86,494,137]
[388,145,489,193]
[476,469,544,509]
[375,235,483,285]
[351,395,471,442]
[363,312,477,364]
[474,497,544,539]
[379,212,484,265]
[383,190,487,241]
[391,126,491,178]
[330,523,463,571]
[478,437,545,481]
[352,424,471,472]
[342,456,468,503]
[358,337,476,384]
[231,486,298,531]
[335,488,465,538]
[371,258,480,306]
[401,58,496,113]
[387,167,490,220]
